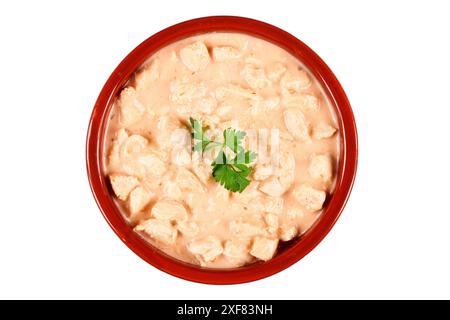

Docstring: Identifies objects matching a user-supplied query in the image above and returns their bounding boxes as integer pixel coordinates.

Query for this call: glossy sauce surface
[104,33,339,268]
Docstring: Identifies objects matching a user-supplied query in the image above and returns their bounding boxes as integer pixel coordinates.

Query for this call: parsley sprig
[190,117,256,193]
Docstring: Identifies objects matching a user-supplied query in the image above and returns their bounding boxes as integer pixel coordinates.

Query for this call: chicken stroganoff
[104,33,339,268]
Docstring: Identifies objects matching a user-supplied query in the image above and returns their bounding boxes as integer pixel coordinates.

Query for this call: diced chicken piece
[250,236,278,261]
[264,97,280,110]
[179,41,210,72]
[262,197,284,214]
[280,70,311,93]
[120,134,148,158]
[241,64,270,89]
[229,217,266,238]
[215,84,258,102]
[108,128,128,167]
[266,62,287,82]
[277,151,296,188]
[192,156,212,184]
[135,219,177,245]
[188,236,223,263]
[109,174,140,200]
[308,154,333,182]
[129,186,154,215]
[135,59,159,91]
[117,87,145,126]
[170,128,190,147]
[259,177,285,197]
[169,78,208,104]
[279,224,298,241]
[214,185,230,202]
[287,207,305,220]
[162,180,183,200]
[283,93,319,112]
[212,46,241,61]
[259,152,295,197]
[283,108,310,142]
[171,148,191,167]
[292,184,326,211]
[249,97,280,116]
[245,55,262,65]
[137,152,167,177]
[185,192,204,211]
[177,221,200,237]
[265,213,279,235]
[234,181,263,205]
[156,115,181,150]
[151,199,188,222]
[312,123,337,139]
[176,167,206,193]
[215,104,233,118]
[223,239,252,266]
[196,96,217,115]
[253,163,274,181]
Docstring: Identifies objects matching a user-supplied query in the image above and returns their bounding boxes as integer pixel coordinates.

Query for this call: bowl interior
[86,16,357,284]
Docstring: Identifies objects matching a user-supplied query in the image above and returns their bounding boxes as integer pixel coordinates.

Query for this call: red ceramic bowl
[86,16,358,284]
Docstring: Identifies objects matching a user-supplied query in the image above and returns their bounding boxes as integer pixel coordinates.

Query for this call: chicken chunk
[151,199,188,222]
[212,46,241,61]
[169,78,208,104]
[196,96,217,115]
[283,108,310,142]
[312,123,337,139]
[259,177,285,197]
[120,134,148,158]
[308,154,333,182]
[177,221,200,237]
[265,213,279,235]
[266,62,287,82]
[156,115,181,150]
[280,70,311,93]
[135,59,159,91]
[109,174,140,201]
[259,152,295,197]
[283,93,319,112]
[223,239,252,266]
[250,237,278,261]
[129,186,154,215]
[292,184,326,211]
[117,87,145,127]
[229,217,266,238]
[215,84,258,102]
[135,219,177,245]
[262,197,284,214]
[179,41,210,72]
[241,64,270,89]
[176,167,206,193]
[188,236,223,263]
[162,180,183,201]
[253,163,274,181]
[287,207,305,220]
[136,152,167,177]
[279,224,298,241]
[171,148,191,167]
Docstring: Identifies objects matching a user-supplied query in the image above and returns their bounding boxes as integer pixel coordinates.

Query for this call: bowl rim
[86,15,358,285]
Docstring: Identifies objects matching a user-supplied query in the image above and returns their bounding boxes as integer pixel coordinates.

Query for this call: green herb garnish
[190,117,256,193]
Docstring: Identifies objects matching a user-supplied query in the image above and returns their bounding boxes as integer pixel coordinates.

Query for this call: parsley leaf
[189,118,257,193]
[211,152,252,193]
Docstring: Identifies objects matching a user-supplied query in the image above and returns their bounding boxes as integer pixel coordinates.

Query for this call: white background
[1,0,449,300]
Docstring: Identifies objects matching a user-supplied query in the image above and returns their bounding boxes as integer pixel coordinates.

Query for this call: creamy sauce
[103,33,339,268]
